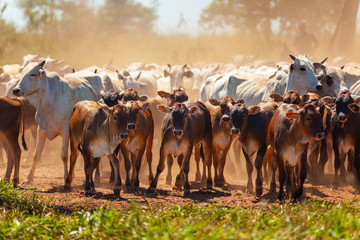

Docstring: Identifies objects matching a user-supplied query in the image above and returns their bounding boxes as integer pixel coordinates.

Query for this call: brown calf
[268,103,324,201]
[149,101,212,196]
[0,97,27,186]
[120,101,154,190]
[205,96,239,187]
[65,101,129,196]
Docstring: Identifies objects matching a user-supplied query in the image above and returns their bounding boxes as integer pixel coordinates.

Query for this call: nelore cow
[268,103,324,201]
[230,100,278,196]
[149,101,212,196]
[0,97,27,187]
[13,60,99,184]
[119,101,154,191]
[65,101,129,196]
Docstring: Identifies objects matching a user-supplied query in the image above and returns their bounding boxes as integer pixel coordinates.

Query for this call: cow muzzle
[231,128,240,135]
[338,113,347,123]
[13,88,22,96]
[118,133,128,139]
[127,123,136,130]
[173,129,183,136]
[314,132,325,141]
[222,115,230,122]
[316,84,322,91]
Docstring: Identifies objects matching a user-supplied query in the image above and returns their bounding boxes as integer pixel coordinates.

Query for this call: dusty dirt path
[4,139,359,212]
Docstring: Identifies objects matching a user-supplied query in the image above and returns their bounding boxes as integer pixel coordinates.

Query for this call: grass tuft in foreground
[0,180,359,239]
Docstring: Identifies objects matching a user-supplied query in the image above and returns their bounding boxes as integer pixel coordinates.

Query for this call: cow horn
[320,57,328,64]
[289,55,296,61]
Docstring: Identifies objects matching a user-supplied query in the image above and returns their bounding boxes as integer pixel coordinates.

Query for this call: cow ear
[117,72,124,80]
[289,64,294,73]
[209,98,220,106]
[270,93,283,102]
[340,65,345,70]
[138,95,149,102]
[301,94,310,103]
[348,103,360,113]
[248,105,261,115]
[189,106,200,115]
[141,102,151,111]
[285,110,299,120]
[321,96,335,107]
[354,97,360,105]
[235,98,245,104]
[39,60,46,68]
[158,91,171,99]
[164,69,170,77]
[157,104,171,113]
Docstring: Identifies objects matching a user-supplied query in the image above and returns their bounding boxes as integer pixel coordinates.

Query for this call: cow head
[334,90,354,124]
[109,103,130,140]
[157,102,200,139]
[283,90,301,104]
[102,88,149,107]
[285,104,325,141]
[164,64,193,90]
[209,96,238,130]
[230,103,261,135]
[117,70,145,91]
[13,60,46,97]
[286,55,322,95]
[126,101,151,131]
[158,87,188,106]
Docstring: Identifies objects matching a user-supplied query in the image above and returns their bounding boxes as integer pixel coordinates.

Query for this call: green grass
[0,180,359,239]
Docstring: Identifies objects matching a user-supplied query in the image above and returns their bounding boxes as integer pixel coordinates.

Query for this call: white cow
[235,55,323,106]
[13,60,99,184]
[119,70,157,97]
[164,64,193,91]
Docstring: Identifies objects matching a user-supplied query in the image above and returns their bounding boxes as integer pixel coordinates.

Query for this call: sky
[1,0,213,36]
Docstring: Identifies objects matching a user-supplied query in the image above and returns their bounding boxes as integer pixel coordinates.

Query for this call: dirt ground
[3,138,359,212]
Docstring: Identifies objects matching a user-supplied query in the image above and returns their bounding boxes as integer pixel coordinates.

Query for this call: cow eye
[305,116,311,121]
[30,73,36,77]
[300,67,306,71]
[113,116,117,120]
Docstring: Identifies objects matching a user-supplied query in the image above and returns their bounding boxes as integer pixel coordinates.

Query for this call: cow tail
[12,98,28,151]
[200,143,205,163]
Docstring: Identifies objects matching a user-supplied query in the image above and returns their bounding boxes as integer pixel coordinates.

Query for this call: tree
[99,0,158,33]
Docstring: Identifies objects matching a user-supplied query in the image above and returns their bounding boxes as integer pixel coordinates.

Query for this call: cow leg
[166,155,173,185]
[146,135,154,184]
[285,165,294,195]
[94,160,101,185]
[25,127,46,184]
[120,143,131,189]
[254,145,266,197]
[232,139,242,178]
[0,142,4,165]
[24,127,37,163]
[333,138,341,188]
[318,137,328,177]
[347,148,356,184]
[64,135,79,191]
[219,142,232,186]
[269,152,277,192]
[292,148,308,201]
[243,148,254,194]
[83,153,94,195]
[60,132,70,183]
[339,151,347,185]
[275,152,286,201]
[3,140,14,184]
[212,148,221,186]
[133,148,146,190]
[194,144,202,182]
[307,140,319,182]
[203,141,213,189]
[149,144,166,191]
[175,154,185,189]
[108,144,121,183]
[91,158,100,192]
[107,154,121,197]
[182,150,192,196]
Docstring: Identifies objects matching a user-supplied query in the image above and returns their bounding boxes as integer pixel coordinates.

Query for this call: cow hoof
[85,190,96,197]
[195,172,202,182]
[269,183,276,193]
[64,184,72,192]
[113,188,121,197]
[22,178,33,185]
[183,190,190,197]
[147,187,156,194]
[256,188,263,197]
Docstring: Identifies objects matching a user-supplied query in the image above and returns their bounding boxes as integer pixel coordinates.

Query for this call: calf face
[230,103,261,135]
[110,103,130,139]
[13,60,46,97]
[209,96,237,128]
[335,90,353,123]
[126,101,151,130]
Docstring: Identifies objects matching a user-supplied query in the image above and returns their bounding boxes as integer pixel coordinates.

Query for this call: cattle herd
[1,53,360,202]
